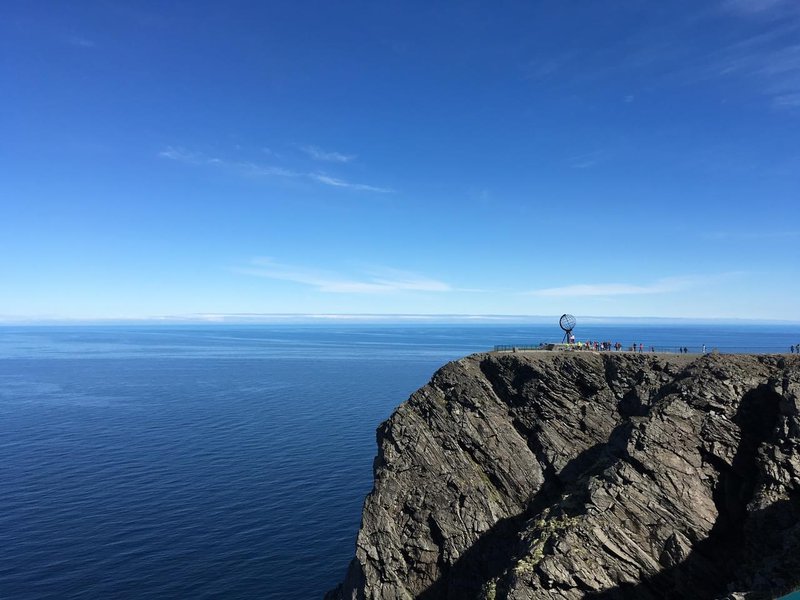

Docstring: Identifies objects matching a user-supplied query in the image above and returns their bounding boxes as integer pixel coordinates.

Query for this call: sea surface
[1,323,799,599]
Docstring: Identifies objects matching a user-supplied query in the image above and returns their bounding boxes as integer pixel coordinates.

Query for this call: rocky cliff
[327,352,800,600]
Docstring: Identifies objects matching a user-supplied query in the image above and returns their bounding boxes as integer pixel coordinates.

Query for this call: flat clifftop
[327,352,800,600]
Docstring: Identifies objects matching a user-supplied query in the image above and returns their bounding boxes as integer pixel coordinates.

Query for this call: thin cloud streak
[526,277,700,297]
[529,5,800,112]
[722,0,798,16]
[159,147,391,192]
[705,230,800,240]
[568,150,607,169]
[309,173,393,193]
[159,147,300,177]
[773,92,800,107]
[665,16,800,110]
[300,145,355,163]
[68,36,96,48]
[235,258,452,294]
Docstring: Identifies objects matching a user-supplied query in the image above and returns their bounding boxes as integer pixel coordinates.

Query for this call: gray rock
[327,352,800,600]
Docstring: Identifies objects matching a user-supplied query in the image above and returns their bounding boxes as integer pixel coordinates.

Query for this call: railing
[492,344,792,354]
[493,345,549,352]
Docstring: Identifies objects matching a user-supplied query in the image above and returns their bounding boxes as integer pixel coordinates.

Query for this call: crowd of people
[569,340,649,352]
[552,343,800,354]
[566,340,700,354]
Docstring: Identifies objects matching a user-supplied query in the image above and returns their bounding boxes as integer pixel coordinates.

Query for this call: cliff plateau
[327,352,800,600]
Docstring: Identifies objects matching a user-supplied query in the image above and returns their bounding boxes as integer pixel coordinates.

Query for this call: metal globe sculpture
[559,313,576,343]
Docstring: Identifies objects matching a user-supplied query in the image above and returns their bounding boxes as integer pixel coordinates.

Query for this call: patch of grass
[480,578,498,600]
[512,513,579,575]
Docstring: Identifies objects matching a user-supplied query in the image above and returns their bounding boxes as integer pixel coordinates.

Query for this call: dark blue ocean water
[1,323,800,599]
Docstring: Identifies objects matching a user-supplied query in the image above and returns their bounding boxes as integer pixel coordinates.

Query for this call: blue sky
[1,0,799,322]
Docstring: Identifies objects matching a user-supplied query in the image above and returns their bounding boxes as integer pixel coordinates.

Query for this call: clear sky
[2,1,799,322]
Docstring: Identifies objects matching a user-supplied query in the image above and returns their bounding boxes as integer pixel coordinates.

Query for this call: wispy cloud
[722,0,796,16]
[712,41,800,110]
[705,230,800,240]
[235,258,452,294]
[663,11,800,110]
[772,92,800,107]
[159,147,205,165]
[159,147,216,165]
[530,4,800,112]
[568,150,607,169]
[521,56,569,80]
[300,145,356,163]
[309,173,393,193]
[159,147,391,192]
[158,147,299,177]
[68,36,95,48]
[526,277,701,297]
[261,146,281,158]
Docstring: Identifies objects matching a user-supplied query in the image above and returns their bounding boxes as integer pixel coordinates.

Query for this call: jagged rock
[326,352,800,600]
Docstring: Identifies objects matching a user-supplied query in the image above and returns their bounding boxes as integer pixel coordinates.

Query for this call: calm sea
[1,323,799,599]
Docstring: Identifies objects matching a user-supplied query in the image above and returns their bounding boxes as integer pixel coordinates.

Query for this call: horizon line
[1,313,799,326]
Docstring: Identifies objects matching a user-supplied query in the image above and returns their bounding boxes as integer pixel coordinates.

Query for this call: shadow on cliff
[418,382,800,600]
[417,420,635,600]
[583,497,800,600]
[586,383,800,600]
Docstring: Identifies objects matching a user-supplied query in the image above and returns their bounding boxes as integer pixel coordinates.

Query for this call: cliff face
[327,352,800,600]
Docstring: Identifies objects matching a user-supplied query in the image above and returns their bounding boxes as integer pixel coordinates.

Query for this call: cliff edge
[327,352,800,600]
